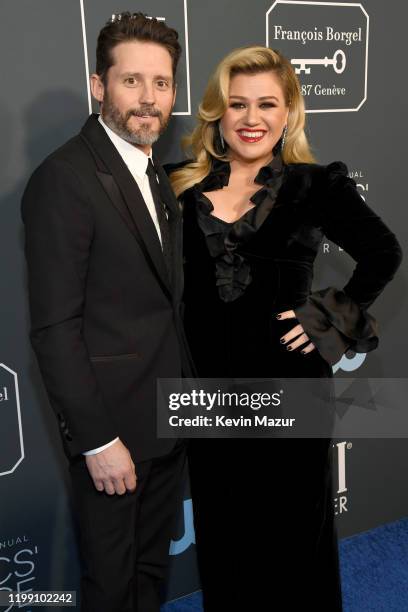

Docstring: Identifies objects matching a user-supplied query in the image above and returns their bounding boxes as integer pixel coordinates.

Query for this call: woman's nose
[244,105,261,125]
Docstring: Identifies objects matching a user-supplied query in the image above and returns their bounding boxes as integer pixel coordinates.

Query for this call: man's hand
[276,309,316,354]
[85,438,137,495]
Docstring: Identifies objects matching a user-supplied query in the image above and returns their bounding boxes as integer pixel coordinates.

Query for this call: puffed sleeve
[293,161,403,365]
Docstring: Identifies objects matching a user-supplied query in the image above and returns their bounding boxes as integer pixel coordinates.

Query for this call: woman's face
[220,70,289,163]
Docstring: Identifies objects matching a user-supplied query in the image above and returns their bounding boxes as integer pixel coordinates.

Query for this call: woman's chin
[229,147,273,163]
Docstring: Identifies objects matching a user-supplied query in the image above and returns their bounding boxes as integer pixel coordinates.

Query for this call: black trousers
[69,440,187,612]
[188,437,343,612]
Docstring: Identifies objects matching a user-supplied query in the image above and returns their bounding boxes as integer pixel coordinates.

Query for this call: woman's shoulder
[285,159,352,191]
[162,158,194,177]
[286,159,349,176]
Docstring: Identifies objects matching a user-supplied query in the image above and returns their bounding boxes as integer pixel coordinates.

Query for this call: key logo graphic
[291,48,346,75]
[266,1,369,112]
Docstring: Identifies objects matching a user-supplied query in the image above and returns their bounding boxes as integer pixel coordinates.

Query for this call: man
[21,12,194,612]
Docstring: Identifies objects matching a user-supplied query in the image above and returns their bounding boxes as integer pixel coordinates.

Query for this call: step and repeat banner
[1,0,407,604]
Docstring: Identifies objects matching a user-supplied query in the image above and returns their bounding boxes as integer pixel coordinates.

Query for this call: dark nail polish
[280,338,286,344]
[286,346,292,351]
[276,314,282,319]
[301,350,306,354]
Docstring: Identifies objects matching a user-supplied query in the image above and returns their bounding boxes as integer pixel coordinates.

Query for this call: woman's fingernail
[276,314,282,319]
[301,350,306,354]
[280,338,286,344]
[286,345,293,351]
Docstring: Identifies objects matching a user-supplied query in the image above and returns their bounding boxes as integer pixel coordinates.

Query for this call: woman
[164,46,403,611]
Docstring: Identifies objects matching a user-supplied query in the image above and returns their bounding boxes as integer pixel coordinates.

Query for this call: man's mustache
[126,107,162,119]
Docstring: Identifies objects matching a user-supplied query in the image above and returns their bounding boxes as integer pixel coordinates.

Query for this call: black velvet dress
[164,152,403,611]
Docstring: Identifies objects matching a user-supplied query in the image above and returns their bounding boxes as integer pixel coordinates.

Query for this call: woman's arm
[293,161,403,365]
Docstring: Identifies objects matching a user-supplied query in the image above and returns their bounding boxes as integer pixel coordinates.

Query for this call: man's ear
[90,73,105,104]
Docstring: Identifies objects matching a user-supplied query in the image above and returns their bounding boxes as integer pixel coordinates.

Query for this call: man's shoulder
[40,132,90,172]
[24,130,97,198]
[22,131,97,210]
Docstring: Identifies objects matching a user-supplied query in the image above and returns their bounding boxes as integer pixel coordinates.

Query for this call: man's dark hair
[96,12,182,86]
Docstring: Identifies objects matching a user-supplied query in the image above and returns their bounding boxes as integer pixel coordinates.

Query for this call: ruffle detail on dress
[194,152,285,302]
[293,286,379,365]
[196,202,255,302]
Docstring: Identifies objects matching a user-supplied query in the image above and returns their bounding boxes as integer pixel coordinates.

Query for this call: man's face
[91,41,177,153]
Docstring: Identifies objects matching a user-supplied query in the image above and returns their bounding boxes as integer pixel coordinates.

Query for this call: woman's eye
[229,102,277,109]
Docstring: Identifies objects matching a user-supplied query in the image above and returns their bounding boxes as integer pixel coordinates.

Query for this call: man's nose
[139,81,156,105]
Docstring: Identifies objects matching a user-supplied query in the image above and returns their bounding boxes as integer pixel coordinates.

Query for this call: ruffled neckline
[193,152,285,302]
[196,151,283,194]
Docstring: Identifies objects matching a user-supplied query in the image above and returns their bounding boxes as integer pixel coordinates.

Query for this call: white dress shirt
[83,115,163,456]
[98,114,163,244]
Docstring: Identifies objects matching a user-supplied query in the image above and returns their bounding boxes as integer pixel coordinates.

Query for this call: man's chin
[124,130,160,147]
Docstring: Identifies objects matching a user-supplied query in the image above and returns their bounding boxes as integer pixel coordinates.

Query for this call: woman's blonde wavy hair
[169,45,316,198]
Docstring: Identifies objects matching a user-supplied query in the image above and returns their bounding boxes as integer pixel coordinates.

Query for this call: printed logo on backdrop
[0,534,38,611]
[332,351,366,374]
[79,0,191,115]
[170,499,195,555]
[266,1,369,112]
[353,167,369,202]
[333,440,351,516]
[0,364,24,477]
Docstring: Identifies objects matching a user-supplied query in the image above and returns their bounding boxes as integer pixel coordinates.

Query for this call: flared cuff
[293,286,379,365]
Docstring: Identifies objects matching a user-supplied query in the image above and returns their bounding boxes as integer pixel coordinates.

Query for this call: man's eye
[125,78,136,85]
[157,80,169,88]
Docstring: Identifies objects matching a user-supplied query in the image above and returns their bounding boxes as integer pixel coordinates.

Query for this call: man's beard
[101,92,171,146]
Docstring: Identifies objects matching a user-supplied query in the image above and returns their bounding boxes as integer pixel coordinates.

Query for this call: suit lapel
[80,114,173,298]
[154,156,181,218]
[153,156,183,299]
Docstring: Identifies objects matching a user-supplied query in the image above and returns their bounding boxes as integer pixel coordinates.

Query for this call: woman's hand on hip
[276,309,316,354]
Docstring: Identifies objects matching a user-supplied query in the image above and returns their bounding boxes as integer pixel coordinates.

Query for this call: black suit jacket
[22,114,194,463]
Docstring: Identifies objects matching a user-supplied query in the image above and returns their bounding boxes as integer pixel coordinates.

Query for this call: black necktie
[145,158,172,285]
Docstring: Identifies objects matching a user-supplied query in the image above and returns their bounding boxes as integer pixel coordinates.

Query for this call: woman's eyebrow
[229,95,279,101]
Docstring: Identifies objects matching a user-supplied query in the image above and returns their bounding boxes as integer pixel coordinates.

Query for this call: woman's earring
[281,125,287,152]
[218,122,225,152]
